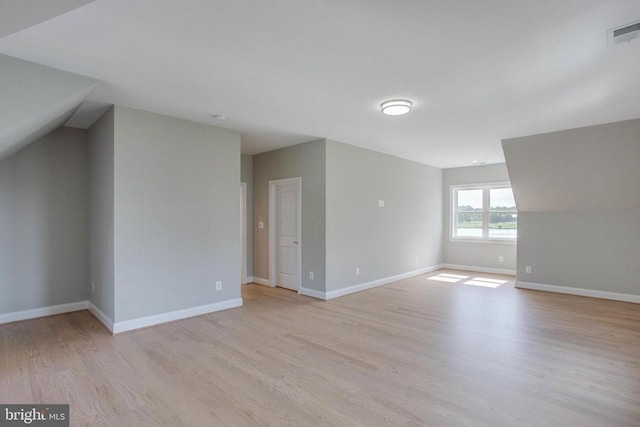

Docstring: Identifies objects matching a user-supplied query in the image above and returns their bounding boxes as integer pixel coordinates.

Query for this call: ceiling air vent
[609,20,640,45]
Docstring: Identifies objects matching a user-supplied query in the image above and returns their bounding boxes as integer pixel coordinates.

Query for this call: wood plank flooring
[1,269,639,426]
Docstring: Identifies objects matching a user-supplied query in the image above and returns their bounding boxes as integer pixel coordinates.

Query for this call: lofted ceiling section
[0,1,639,167]
[0,54,96,162]
[503,118,640,213]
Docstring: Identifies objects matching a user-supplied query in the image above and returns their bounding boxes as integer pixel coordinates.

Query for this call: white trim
[442,264,516,276]
[0,301,89,325]
[450,181,512,189]
[322,265,444,300]
[269,177,302,293]
[450,181,517,243]
[88,302,115,334]
[245,276,255,284]
[112,298,244,334]
[252,277,272,287]
[241,182,248,285]
[299,287,327,300]
[516,281,640,304]
[449,237,517,245]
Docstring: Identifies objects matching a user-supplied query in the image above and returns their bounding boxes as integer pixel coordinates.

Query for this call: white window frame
[450,182,517,244]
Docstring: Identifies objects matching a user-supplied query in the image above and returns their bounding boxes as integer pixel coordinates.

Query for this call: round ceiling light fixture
[380,99,412,116]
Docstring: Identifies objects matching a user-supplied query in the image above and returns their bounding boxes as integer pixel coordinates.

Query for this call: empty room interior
[1,1,640,426]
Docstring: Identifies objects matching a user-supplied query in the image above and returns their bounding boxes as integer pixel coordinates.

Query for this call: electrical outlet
[498,256,504,263]
[355,268,360,276]
[309,272,314,280]
[91,282,95,293]
[216,281,222,290]
[525,266,532,274]
[378,200,384,208]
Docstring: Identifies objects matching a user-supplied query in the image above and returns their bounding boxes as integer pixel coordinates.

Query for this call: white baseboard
[1,298,247,333]
[316,264,444,301]
[252,277,272,287]
[112,298,244,334]
[88,302,115,334]
[243,276,255,285]
[516,281,640,304]
[442,263,516,276]
[299,287,327,300]
[0,301,89,325]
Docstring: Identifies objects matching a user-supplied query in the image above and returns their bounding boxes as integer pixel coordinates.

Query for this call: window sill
[449,237,517,245]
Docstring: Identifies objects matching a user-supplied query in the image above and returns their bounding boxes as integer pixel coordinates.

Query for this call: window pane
[489,188,516,211]
[456,212,483,237]
[457,189,482,212]
[489,212,517,238]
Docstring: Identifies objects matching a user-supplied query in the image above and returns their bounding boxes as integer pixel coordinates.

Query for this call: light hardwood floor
[1,269,639,426]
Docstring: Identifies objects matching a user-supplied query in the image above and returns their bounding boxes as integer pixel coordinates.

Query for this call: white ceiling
[1,0,639,168]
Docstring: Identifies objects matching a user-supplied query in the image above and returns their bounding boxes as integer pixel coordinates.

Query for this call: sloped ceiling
[0,54,96,162]
[0,1,639,168]
[502,118,640,212]
[0,0,97,38]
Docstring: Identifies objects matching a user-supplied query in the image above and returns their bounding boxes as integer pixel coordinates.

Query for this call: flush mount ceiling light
[380,99,412,116]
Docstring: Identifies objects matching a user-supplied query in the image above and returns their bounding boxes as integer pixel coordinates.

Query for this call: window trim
[450,182,517,244]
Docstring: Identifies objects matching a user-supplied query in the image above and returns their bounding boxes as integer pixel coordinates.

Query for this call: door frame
[241,182,248,285]
[268,177,302,292]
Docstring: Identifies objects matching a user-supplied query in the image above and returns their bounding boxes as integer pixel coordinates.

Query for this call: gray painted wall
[503,118,640,295]
[503,119,640,213]
[88,107,115,319]
[241,154,253,278]
[442,163,517,271]
[0,127,89,314]
[325,140,442,292]
[253,140,326,292]
[517,211,639,294]
[113,106,241,322]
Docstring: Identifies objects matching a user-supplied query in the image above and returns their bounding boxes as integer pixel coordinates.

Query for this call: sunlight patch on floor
[463,279,503,288]
[427,272,508,288]
[427,276,462,283]
[439,273,469,279]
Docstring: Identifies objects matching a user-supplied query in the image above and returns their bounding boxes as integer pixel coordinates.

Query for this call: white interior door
[275,181,300,291]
